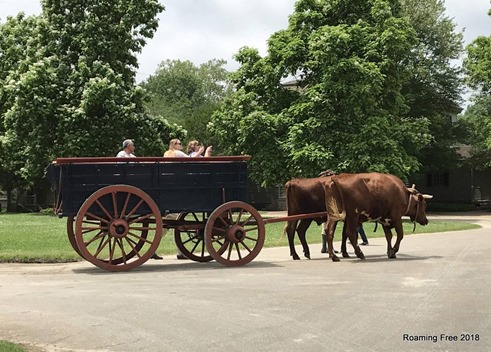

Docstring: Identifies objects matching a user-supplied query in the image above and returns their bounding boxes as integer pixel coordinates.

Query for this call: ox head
[406,184,433,225]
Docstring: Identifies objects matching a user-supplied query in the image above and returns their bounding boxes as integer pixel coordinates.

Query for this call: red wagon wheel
[204,201,265,267]
[174,212,213,262]
[75,185,162,271]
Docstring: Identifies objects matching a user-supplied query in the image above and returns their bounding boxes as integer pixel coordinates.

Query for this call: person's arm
[204,146,213,157]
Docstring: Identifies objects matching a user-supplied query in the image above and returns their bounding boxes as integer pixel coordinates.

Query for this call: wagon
[47,156,325,272]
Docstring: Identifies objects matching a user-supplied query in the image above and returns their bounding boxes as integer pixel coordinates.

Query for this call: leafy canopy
[210,0,431,186]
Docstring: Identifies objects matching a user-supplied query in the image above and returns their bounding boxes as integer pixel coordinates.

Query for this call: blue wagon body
[49,157,249,217]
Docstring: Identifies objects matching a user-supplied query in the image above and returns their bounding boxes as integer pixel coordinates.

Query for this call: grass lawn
[0,340,27,352]
[0,212,481,263]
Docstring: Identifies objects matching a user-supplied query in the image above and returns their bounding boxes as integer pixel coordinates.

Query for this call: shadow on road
[72,260,281,275]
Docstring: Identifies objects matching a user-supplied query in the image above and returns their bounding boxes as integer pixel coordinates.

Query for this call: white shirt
[174,150,188,157]
[116,151,136,157]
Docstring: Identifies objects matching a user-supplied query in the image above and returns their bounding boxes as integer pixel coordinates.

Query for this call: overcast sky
[1,0,490,83]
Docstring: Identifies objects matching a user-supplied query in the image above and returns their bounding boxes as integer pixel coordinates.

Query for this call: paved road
[1,213,490,352]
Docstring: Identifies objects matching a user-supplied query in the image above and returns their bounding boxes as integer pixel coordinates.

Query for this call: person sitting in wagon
[164,138,212,157]
[116,139,163,260]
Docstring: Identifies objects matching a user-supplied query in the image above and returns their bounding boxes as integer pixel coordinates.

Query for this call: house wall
[409,167,491,203]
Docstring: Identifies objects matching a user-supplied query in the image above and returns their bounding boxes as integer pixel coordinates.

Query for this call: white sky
[1,0,490,83]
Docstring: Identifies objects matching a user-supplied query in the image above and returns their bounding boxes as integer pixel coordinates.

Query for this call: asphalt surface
[0,212,490,352]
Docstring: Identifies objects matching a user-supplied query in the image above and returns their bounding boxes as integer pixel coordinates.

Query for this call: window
[426,172,449,187]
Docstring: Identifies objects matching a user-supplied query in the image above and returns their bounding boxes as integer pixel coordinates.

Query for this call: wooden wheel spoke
[120,192,131,219]
[108,238,116,264]
[244,235,258,242]
[112,192,119,218]
[125,199,144,219]
[84,231,106,246]
[243,226,259,233]
[239,240,253,253]
[116,238,127,265]
[81,226,104,232]
[211,226,226,234]
[234,243,242,260]
[235,208,244,225]
[241,214,255,227]
[128,213,153,225]
[217,215,229,227]
[201,240,205,257]
[124,237,142,259]
[95,200,113,221]
[83,212,109,224]
[94,236,111,258]
[227,242,234,260]
[189,239,201,254]
[127,232,154,245]
[182,233,199,245]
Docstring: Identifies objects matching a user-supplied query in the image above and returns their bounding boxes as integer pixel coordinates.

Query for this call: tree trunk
[6,188,14,212]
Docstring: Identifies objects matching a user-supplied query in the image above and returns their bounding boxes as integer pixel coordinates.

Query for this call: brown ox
[284,177,329,260]
[284,169,338,260]
[322,172,432,262]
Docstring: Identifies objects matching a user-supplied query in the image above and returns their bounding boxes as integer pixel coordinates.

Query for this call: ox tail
[327,177,346,221]
[326,196,346,221]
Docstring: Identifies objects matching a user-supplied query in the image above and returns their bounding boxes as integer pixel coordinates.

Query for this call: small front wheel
[204,201,265,266]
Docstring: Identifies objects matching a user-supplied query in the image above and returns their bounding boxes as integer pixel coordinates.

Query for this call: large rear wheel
[74,185,162,271]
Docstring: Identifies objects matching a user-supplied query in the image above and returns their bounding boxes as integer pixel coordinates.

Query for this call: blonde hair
[186,140,200,154]
[163,138,181,157]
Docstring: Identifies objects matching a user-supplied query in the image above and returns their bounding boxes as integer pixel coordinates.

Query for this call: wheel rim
[205,201,265,267]
[75,185,162,271]
[174,212,213,262]
[67,216,84,258]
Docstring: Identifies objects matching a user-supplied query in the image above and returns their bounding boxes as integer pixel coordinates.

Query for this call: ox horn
[422,194,433,199]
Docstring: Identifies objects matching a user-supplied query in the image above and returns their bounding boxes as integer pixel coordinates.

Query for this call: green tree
[2,0,174,186]
[141,59,231,143]
[0,14,42,210]
[462,5,491,166]
[401,0,465,170]
[210,0,431,186]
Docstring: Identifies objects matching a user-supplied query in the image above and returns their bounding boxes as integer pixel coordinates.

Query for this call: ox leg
[297,219,312,259]
[321,222,327,253]
[346,222,365,260]
[340,222,350,258]
[383,226,396,258]
[392,221,404,255]
[325,221,340,262]
[286,220,301,260]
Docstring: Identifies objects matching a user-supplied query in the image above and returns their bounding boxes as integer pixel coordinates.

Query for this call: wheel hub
[227,225,245,243]
[109,219,129,238]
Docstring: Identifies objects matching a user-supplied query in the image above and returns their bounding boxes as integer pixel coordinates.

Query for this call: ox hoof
[342,252,350,258]
[331,256,340,262]
[304,253,311,260]
[387,250,397,259]
[321,248,327,254]
[357,252,365,260]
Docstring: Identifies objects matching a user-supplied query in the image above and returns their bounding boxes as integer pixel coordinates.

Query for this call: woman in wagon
[164,138,212,157]
[163,138,212,259]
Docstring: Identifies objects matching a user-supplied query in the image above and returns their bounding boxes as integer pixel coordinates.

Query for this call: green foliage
[465,36,491,93]
[461,6,491,166]
[0,1,185,191]
[401,0,465,171]
[141,59,232,143]
[211,0,432,186]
